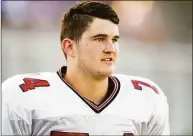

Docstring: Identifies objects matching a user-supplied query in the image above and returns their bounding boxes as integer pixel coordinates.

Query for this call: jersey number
[51,131,134,136]
[19,78,50,92]
[131,80,159,94]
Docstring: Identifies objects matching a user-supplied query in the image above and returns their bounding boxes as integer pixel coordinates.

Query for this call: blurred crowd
[2,1,192,44]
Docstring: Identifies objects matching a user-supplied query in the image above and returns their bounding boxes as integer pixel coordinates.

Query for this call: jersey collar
[57,66,120,113]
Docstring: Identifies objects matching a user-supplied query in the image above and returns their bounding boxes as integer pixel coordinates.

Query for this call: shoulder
[113,74,169,116]
[2,72,56,104]
[2,72,55,89]
[113,73,167,99]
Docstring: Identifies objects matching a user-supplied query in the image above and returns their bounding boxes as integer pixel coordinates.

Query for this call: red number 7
[131,80,159,94]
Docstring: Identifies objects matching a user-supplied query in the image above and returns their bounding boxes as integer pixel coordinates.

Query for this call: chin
[98,67,115,77]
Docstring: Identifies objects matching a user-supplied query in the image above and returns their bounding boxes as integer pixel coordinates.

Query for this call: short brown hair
[60,1,119,59]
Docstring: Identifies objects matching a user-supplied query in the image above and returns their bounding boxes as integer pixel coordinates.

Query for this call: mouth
[101,58,114,64]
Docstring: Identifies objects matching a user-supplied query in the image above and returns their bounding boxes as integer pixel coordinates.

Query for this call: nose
[103,41,116,53]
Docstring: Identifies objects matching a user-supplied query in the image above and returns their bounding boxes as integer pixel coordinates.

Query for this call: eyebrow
[91,34,120,39]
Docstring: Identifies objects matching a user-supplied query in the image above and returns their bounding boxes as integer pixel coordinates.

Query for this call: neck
[64,66,109,105]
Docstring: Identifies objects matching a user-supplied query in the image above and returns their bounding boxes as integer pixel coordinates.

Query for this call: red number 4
[19,78,50,92]
[131,80,159,94]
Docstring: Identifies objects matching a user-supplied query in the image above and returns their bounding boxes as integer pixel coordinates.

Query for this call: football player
[2,1,170,135]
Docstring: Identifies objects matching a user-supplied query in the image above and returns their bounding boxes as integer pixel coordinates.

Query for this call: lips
[101,57,114,64]
[101,58,112,61]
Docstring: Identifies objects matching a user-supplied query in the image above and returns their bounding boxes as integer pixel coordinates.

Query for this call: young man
[2,1,170,136]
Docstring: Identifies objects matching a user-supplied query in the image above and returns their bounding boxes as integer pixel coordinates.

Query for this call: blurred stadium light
[112,1,154,26]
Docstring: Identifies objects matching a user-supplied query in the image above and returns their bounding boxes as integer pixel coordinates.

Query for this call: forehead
[83,18,119,37]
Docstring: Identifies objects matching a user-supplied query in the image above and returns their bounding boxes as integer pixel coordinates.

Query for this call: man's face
[75,18,120,78]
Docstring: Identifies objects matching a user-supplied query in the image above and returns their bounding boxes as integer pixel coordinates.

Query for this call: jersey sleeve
[147,81,170,135]
[2,76,32,135]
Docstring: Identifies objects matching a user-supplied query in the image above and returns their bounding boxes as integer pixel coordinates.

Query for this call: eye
[95,38,105,42]
[112,39,118,42]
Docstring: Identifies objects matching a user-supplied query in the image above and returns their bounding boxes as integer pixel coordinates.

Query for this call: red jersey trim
[57,66,120,113]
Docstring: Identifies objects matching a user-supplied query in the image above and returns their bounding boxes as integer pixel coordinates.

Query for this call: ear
[61,38,76,58]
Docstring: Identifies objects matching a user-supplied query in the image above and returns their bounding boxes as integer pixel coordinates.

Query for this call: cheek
[115,45,120,56]
[78,45,100,60]
[86,44,102,55]
[87,47,101,61]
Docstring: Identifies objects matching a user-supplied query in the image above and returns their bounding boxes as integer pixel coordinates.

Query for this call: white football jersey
[2,66,170,136]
